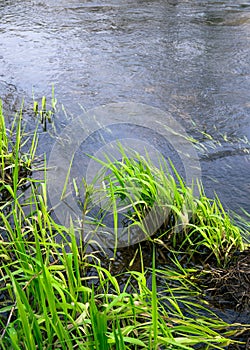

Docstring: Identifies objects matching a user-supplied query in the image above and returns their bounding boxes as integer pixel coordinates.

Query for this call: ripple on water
[0,0,250,215]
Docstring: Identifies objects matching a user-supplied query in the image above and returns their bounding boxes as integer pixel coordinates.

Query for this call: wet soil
[201,248,250,349]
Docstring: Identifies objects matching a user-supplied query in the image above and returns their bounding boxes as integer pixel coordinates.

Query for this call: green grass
[87,144,244,266]
[0,101,249,349]
[0,208,239,349]
[0,101,38,197]
[33,85,57,131]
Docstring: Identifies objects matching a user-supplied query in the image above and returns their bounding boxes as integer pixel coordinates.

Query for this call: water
[0,0,250,216]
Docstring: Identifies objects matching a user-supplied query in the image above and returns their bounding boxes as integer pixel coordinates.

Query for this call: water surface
[0,0,250,215]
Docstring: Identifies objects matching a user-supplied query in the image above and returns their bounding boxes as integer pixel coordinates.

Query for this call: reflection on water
[0,0,250,215]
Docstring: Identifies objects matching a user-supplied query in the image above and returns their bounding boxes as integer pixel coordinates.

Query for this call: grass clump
[33,85,57,131]
[89,145,244,266]
[0,101,38,204]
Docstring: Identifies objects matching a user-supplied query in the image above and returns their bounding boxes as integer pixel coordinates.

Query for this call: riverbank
[0,102,249,349]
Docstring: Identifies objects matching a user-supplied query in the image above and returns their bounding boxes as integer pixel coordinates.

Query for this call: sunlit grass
[0,101,38,199]
[0,101,249,349]
[88,144,244,266]
[33,85,57,131]
[0,198,238,349]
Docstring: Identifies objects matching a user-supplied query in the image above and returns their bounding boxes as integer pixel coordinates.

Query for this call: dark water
[0,0,250,216]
